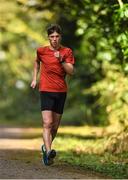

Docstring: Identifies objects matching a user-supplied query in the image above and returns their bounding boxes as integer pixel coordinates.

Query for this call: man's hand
[54,51,64,63]
[30,79,37,89]
[54,51,60,58]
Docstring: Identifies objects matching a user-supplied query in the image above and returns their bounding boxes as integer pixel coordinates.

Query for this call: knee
[43,118,53,129]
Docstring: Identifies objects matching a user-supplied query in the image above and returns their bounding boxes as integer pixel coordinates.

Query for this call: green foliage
[0,0,128,129]
[0,0,50,120]
[84,61,128,128]
[71,1,128,126]
[61,106,86,126]
[105,129,128,154]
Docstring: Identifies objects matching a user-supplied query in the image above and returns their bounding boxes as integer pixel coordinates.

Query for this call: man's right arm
[30,59,40,89]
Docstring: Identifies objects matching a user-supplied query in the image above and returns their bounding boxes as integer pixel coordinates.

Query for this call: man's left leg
[51,92,66,141]
[51,112,62,141]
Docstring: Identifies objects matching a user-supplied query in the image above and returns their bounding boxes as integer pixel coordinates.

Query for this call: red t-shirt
[36,46,75,92]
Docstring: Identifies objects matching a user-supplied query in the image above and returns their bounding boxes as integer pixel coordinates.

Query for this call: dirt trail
[0,127,107,179]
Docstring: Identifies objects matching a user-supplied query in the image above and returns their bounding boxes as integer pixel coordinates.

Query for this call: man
[31,24,75,165]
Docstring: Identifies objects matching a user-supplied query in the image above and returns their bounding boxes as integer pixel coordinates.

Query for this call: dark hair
[47,24,62,36]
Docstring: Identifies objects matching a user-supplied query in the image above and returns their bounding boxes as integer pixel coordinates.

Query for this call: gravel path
[0,127,107,179]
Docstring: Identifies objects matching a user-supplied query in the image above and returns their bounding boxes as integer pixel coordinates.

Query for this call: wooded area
[0,0,128,155]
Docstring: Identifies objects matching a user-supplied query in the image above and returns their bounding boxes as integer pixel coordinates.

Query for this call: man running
[31,24,75,165]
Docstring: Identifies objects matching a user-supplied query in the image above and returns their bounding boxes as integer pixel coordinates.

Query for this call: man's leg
[51,112,62,141]
[42,110,53,152]
[41,110,57,166]
[51,93,66,140]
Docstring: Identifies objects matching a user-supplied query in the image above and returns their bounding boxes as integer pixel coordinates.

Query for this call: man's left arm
[54,48,75,75]
[61,62,74,75]
[60,48,75,75]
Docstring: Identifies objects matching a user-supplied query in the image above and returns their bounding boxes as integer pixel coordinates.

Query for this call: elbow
[67,69,74,76]
[69,71,74,76]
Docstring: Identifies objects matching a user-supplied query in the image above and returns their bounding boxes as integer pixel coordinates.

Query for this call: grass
[53,126,128,179]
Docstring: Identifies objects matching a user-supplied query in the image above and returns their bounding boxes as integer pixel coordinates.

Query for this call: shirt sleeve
[65,48,75,65]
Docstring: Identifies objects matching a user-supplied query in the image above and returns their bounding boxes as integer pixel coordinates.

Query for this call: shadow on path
[0,127,103,140]
[0,149,107,179]
[0,127,108,179]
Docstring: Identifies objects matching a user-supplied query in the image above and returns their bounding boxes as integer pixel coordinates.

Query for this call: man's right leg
[42,110,53,153]
[41,110,57,165]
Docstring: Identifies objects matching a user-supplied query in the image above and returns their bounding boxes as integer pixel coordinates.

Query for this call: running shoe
[41,145,56,166]
[42,144,46,152]
[47,149,56,163]
[41,144,49,165]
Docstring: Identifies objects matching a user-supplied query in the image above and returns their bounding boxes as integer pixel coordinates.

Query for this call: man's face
[48,31,61,48]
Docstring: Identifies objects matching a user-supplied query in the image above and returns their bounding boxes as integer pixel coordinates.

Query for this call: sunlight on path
[0,138,42,150]
[0,127,42,150]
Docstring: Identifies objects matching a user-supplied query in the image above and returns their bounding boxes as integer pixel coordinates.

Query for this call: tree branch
[117,0,123,8]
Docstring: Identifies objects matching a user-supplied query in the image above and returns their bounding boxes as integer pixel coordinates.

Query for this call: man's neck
[49,45,61,51]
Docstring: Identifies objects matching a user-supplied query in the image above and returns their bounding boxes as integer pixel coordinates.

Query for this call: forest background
[1,0,128,128]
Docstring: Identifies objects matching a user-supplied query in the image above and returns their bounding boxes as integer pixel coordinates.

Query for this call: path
[0,127,107,179]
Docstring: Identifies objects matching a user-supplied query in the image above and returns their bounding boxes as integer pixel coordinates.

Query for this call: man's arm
[30,60,40,89]
[61,62,74,75]
[54,50,74,75]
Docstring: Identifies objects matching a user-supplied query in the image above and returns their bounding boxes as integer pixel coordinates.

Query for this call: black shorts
[40,91,67,114]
